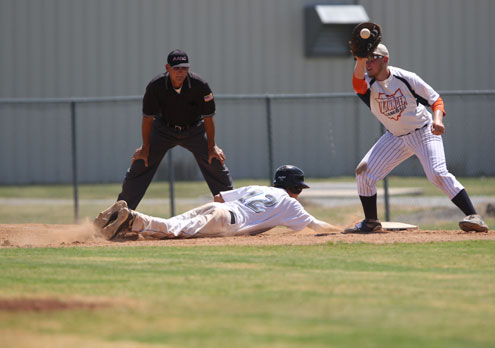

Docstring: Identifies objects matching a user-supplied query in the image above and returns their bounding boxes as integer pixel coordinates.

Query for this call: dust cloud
[0,220,105,248]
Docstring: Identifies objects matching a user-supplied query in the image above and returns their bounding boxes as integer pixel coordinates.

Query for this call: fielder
[94,165,338,240]
[347,43,489,233]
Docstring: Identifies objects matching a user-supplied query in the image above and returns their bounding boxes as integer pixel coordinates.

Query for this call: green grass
[0,179,270,200]
[386,176,495,196]
[1,177,494,199]
[0,241,494,347]
[1,177,494,226]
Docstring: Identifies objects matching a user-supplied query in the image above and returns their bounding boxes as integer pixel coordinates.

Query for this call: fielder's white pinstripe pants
[356,124,464,199]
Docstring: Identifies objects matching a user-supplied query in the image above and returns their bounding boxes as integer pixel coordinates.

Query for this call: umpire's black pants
[117,120,233,210]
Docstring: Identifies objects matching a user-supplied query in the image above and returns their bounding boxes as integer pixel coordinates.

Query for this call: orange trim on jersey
[352,75,368,94]
[431,97,445,116]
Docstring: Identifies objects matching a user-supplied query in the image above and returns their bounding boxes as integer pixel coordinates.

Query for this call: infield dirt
[0,222,493,248]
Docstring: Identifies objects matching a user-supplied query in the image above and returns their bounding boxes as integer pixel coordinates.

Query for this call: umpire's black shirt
[142,72,216,127]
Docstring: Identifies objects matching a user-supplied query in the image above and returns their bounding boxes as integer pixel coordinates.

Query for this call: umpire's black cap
[167,49,190,68]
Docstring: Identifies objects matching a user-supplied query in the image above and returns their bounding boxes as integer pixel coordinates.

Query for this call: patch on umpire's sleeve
[204,93,214,102]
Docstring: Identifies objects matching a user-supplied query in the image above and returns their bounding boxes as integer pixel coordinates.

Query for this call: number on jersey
[238,189,278,213]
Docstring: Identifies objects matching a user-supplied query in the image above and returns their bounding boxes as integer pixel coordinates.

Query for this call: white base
[381,221,419,231]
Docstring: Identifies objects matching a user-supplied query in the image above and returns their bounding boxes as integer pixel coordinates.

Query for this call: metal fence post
[168,149,175,217]
[70,101,79,223]
[265,95,274,183]
[383,175,390,221]
[379,124,390,221]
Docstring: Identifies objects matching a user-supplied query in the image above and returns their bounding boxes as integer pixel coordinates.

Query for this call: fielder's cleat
[343,219,383,234]
[94,200,128,231]
[459,214,489,233]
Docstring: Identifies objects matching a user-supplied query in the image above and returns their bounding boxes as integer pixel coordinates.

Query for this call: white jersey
[130,185,317,239]
[363,66,440,136]
[353,66,464,202]
[221,185,315,235]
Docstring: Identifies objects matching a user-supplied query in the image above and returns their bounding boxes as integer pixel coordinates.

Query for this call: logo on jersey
[204,93,214,102]
[375,88,407,121]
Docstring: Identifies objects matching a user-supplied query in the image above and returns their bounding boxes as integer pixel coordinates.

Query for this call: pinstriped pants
[356,124,464,199]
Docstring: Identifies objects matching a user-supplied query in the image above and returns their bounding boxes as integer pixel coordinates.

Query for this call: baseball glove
[349,22,382,58]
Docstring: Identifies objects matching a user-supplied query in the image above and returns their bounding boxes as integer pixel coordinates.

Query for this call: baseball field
[1,177,494,347]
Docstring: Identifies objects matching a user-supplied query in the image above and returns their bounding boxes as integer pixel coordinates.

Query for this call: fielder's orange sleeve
[352,75,368,94]
[431,97,446,116]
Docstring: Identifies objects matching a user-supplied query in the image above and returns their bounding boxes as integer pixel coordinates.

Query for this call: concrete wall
[1,0,493,183]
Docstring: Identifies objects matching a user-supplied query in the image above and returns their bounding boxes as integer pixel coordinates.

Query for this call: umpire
[117,49,234,210]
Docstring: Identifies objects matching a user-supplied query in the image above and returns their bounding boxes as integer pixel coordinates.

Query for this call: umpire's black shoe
[343,219,382,234]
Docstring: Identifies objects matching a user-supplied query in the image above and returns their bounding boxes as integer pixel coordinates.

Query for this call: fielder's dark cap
[167,49,190,68]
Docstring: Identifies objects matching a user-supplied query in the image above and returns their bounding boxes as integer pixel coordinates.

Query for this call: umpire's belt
[397,123,428,137]
[228,210,236,224]
[163,119,202,132]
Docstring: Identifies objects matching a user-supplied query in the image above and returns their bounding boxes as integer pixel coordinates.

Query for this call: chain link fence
[1,91,494,220]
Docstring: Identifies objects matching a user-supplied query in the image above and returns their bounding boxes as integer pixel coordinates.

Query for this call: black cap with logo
[167,49,190,68]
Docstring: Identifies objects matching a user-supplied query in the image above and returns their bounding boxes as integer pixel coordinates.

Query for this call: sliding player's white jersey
[221,185,315,235]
